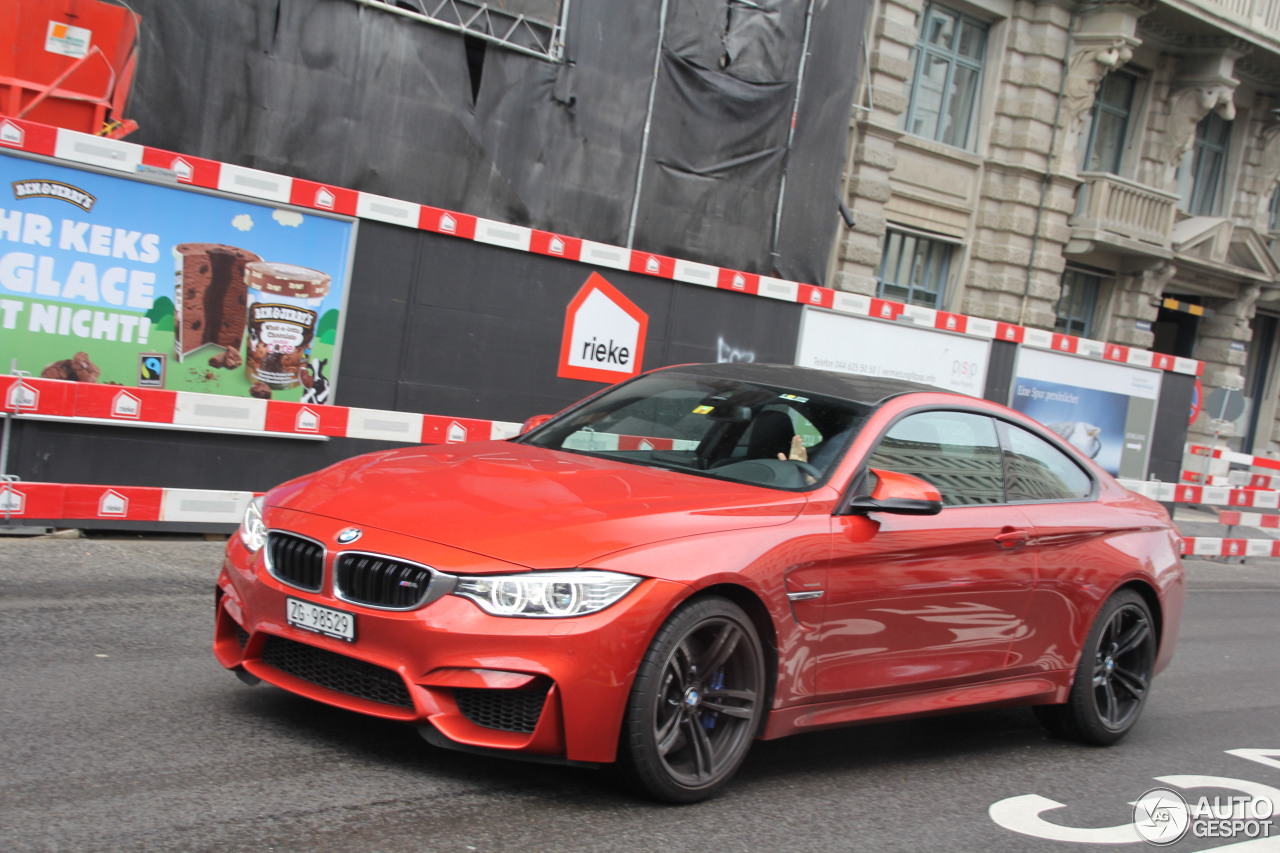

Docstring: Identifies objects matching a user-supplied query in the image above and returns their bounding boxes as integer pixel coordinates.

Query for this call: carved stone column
[1108,261,1175,348]
[1261,124,1280,196]
[1059,2,1148,167]
[1167,85,1236,161]
[1189,285,1263,441]
[1063,40,1135,142]
[1158,45,1245,184]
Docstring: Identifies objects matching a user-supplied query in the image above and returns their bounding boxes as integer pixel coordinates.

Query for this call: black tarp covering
[118,0,866,284]
[637,0,866,280]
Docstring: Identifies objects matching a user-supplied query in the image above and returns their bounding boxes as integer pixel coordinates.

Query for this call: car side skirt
[759,671,1072,739]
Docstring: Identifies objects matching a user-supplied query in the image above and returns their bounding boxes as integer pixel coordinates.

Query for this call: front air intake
[260,635,413,709]
[335,553,439,609]
[266,532,325,591]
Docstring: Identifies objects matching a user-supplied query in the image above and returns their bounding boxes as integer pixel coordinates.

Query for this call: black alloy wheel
[618,596,766,803]
[1036,589,1157,745]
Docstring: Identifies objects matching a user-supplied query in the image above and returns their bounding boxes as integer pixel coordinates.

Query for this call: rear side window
[867,410,1003,506]
[999,422,1093,501]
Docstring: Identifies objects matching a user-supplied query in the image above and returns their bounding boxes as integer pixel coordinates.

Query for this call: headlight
[239,496,267,553]
[452,570,641,618]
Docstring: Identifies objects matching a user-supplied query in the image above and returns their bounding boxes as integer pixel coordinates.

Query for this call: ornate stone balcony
[1069,172,1180,259]
[1196,0,1280,39]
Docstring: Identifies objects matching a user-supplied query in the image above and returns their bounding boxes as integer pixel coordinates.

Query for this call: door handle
[994,528,1030,549]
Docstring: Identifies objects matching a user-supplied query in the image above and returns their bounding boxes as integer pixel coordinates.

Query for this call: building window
[877,229,954,308]
[1055,270,1100,337]
[1079,70,1137,174]
[903,4,988,149]
[1179,111,1232,216]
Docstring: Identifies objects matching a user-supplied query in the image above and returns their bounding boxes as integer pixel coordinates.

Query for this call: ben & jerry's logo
[12,180,97,211]
[251,304,317,327]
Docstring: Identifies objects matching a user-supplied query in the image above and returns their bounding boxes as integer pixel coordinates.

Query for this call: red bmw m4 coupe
[215,362,1184,802]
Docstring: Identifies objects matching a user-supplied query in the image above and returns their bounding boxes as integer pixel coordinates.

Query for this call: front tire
[1036,589,1157,745]
[617,596,765,803]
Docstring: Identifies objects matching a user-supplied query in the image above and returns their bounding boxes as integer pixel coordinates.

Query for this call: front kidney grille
[336,553,436,609]
[266,532,325,591]
[260,635,412,709]
[455,683,550,733]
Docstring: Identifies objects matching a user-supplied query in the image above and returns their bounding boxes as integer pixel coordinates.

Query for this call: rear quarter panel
[1015,483,1184,678]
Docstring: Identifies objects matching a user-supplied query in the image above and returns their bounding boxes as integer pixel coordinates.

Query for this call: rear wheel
[617,597,765,803]
[1036,589,1156,745]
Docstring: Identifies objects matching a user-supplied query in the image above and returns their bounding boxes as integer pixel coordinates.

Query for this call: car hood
[266,441,808,569]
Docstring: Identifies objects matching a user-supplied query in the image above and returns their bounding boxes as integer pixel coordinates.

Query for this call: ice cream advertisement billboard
[0,154,355,403]
[1011,348,1159,478]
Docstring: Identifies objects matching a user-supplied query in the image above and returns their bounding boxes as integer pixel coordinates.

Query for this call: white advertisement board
[1011,348,1160,478]
[796,308,990,396]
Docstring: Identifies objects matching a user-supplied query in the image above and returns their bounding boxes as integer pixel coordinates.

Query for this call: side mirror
[520,414,554,434]
[842,467,943,516]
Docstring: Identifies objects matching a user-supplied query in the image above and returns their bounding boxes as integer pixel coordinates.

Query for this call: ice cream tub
[243,262,330,390]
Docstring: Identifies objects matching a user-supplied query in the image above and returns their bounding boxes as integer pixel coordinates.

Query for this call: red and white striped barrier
[1179,536,1280,558]
[1119,479,1280,509]
[1176,470,1280,489]
[1188,444,1280,472]
[1,375,521,444]
[1183,445,1280,490]
[1217,510,1280,529]
[1,481,256,526]
[11,479,1280,549]
[1122,478,1280,558]
[0,115,1203,378]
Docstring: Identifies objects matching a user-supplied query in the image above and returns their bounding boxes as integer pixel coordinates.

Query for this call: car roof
[652,363,945,405]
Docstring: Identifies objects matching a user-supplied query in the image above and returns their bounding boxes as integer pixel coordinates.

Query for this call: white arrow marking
[988,795,1141,844]
[1227,750,1280,773]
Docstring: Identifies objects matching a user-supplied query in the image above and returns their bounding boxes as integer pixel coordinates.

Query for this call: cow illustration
[300,358,330,405]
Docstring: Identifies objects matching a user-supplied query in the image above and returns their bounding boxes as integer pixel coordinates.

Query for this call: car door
[994,419,1110,675]
[816,409,1039,699]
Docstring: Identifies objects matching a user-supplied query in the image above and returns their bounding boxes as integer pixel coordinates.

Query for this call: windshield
[520,371,873,490]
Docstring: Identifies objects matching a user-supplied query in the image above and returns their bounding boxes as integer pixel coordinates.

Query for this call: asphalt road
[2,536,1277,853]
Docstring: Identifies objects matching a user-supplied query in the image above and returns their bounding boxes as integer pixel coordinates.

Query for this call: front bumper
[214,517,688,764]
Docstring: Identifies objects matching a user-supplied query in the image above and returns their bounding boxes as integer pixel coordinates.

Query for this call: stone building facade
[833,0,1280,461]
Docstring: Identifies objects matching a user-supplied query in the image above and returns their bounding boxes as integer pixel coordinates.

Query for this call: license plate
[286,598,355,642]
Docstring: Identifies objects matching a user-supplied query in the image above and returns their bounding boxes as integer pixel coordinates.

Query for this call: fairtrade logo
[138,354,165,388]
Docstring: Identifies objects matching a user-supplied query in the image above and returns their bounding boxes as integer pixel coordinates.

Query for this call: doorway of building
[1150,295,1202,359]
[1244,313,1278,454]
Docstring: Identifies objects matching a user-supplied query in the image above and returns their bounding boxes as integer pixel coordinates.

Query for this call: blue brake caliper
[703,670,725,729]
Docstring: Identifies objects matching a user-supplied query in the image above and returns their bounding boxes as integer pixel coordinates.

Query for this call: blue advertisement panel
[0,152,355,403]
[1011,348,1160,479]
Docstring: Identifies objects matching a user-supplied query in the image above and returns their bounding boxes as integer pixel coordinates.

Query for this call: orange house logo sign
[558,273,648,383]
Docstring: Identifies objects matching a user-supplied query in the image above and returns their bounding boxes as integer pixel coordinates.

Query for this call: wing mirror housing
[520,414,554,434]
[842,467,943,516]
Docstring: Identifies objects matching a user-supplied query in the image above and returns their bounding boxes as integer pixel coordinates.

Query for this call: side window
[1000,422,1093,502]
[867,411,1003,506]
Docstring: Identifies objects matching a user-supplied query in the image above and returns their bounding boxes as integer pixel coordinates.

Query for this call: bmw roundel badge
[336,527,363,545]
